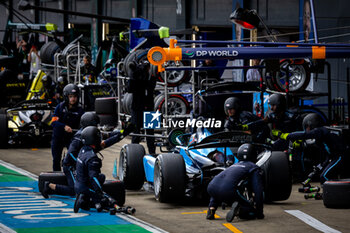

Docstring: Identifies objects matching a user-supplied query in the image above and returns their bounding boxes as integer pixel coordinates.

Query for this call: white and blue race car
[116,129,292,203]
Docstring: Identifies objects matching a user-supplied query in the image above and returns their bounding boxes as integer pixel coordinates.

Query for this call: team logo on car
[143,110,161,129]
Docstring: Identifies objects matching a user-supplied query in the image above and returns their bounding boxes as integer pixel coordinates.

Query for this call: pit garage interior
[0,1,350,233]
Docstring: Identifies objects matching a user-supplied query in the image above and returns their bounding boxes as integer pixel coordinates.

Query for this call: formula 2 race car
[116,129,292,203]
[0,99,55,147]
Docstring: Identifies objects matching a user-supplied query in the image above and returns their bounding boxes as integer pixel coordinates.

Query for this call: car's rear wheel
[118,144,145,190]
[154,153,186,203]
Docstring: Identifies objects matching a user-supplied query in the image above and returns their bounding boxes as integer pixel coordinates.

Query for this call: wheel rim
[161,97,188,115]
[160,61,185,84]
[154,161,162,198]
[118,149,127,181]
[66,46,88,70]
[277,62,306,92]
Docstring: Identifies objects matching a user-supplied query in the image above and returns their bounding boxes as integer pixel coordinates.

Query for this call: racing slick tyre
[103,180,126,207]
[323,179,350,208]
[0,113,8,148]
[260,151,292,202]
[155,94,190,115]
[40,41,61,64]
[38,172,67,193]
[122,93,133,115]
[118,144,145,190]
[154,94,164,111]
[125,50,149,77]
[95,97,117,114]
[273,59,311,92]
[98,114,118,127]
[151,61,189,87]
[154,153,186,203]
[153,93,164,109]
[61,43,89,71]
[260,60,277,91]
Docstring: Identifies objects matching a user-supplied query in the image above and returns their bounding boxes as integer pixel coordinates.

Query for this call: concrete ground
[0,137,349,233]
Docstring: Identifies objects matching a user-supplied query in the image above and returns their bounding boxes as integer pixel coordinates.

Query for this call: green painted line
[0,165,33,182]
[15,224,150,233]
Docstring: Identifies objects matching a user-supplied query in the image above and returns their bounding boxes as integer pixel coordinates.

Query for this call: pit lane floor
[0,138,349,233]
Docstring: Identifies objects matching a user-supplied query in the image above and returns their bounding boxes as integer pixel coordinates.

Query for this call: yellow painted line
[181,210,206,215]
[223,223,243,233]
[31,148,38,151]
[181,210,220,218]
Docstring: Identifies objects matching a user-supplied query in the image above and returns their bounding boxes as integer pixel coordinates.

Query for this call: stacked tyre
[95,97,118,128]
[261,59,311,92]
[40,41,61,65]
[154,93,190,116]
[0,112,8,148]
[323,179,350,208]
[121,50,191,116]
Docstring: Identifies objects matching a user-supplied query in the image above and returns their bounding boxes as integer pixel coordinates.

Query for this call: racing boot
[95,203,103,212]
[238,206,256,220]
[74,194,90,213]
[206,207,216,220]
[226,202,240,222]
[41,181,50,199]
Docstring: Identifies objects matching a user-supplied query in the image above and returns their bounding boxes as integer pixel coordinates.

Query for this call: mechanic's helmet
[80,112,100,129]
[81,126,102,147]
[57,76,67,85]
[63,83,80,102]
[42,75,52,89]
[224,97,241,115]
[268,94,286,112]
[302,113,323,130]
[236,143,256,162]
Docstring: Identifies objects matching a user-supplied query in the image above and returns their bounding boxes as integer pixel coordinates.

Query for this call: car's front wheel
[118,144,145,190]
[154,153,186,203]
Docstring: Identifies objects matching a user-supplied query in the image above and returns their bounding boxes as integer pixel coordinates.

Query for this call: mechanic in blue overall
[41,112,132,198]
[224,97,260,131]
[54,76,68,104]
[277,113,345,185]
[74,126,110,213]
[243,93,303,150]
[128,60,156,154]
[51,84,84,171]
[41,75,56,100]
[223,97,268,143]
[206,143,264,221]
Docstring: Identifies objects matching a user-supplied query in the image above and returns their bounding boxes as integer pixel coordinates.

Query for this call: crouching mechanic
[74,126,120,213]
[277,113,345,185]
[41,112,132,198]
[206,143,264,221]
